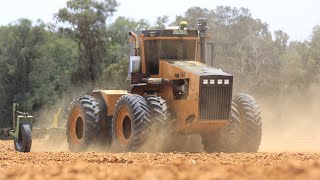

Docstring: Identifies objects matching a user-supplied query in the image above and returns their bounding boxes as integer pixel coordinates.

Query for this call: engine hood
[165,60,232,77]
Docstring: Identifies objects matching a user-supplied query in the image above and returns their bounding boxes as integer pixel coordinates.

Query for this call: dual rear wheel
[66,95,112,152]
[67,94,171,152]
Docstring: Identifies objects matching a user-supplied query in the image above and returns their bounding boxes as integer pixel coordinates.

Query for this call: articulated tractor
[66,19,262,152]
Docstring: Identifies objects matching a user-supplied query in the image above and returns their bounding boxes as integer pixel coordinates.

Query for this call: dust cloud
[30,88,90,152]
[260,85,320,152]
[30,96,69,152]
[30,85,320,153]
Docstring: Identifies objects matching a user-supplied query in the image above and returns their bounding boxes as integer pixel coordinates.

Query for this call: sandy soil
[1,140,320,180]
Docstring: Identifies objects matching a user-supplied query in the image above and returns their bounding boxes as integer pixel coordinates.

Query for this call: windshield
[160,40,196,59]
[144,39,197,74]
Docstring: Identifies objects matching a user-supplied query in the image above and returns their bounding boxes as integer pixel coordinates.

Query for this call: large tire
[144,95,189,152]
[112,94,151,151]
[144,95,169,129]
[144,95,170,151]
[201,94,262,153]
[236,94,262,152]
[66,95,104,152]
[14,124,32,152]
[95,98,112,150]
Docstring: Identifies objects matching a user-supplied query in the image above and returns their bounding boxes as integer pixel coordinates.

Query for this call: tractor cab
[127,19,210,83]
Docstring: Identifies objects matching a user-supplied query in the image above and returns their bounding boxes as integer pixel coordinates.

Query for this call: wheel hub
[116,107,132,147]
[70,108,84,144]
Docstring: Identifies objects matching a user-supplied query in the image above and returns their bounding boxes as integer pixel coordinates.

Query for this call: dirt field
[0,140,320,180]
[1,97,320,180]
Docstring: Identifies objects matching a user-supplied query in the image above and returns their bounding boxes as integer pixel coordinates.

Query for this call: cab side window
[144,40,160,75]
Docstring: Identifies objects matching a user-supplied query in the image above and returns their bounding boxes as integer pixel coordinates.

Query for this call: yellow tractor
[66,19,262,152]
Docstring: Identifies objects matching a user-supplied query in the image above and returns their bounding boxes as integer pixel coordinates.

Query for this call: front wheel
[144,95,189,152]
[14,124,32,152]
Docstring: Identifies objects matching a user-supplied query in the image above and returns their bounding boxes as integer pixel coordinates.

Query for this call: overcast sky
[0,0,319,41]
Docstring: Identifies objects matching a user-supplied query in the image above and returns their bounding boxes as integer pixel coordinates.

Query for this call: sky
[0,0,319,41]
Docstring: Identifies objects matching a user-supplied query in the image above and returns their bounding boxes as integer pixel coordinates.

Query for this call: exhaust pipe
[129,32,139,56]
[128,31,141,78]
[198,18,208,63]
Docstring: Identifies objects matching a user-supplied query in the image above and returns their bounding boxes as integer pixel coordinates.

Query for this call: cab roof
[134,30,199,38]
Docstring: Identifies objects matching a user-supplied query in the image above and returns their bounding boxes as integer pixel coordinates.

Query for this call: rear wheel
[66,95,104,152]
[14,124,32,152]
[95,98,112,151]
[201,94,262,153]
[112,94,151,151]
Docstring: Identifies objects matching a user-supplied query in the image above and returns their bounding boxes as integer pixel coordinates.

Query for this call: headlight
[210,79,215,84]
[203,79,208,84]
[217,79,223,84]
[224,79,230,84]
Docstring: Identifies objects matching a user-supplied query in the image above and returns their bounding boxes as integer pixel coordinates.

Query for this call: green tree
[305,26,320,86]
[0,19,79,127]
[109,16,149,45]
[279,41,307,94]
[172,6,286,95]
[0,19,48,126]
[154,15,169,29]
[99,17,150,89]
[274,30,289,52]
[56,0,118,86]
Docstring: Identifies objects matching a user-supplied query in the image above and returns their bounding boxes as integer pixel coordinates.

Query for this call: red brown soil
[1,140,320,180]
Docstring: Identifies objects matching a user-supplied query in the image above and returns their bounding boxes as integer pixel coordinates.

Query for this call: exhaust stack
[128,32,141,79]
[129,32,139,56]
[198,18,208,63]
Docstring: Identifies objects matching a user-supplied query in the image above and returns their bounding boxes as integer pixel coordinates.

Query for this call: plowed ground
[1,140,320,180]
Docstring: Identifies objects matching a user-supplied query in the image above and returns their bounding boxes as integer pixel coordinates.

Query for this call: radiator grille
[199,76,233,120]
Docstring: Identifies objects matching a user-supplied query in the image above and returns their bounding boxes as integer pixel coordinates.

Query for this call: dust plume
[260,85,320,152]
[30,87,90,152]
[31,84,320,153]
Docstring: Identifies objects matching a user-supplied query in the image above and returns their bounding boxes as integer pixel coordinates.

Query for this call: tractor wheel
[144,95,171,151]
[95,98,112,151]
[66,95,103,152]
[144,95,189,152]
[14,124,32,152]
[236,94,262,152]
[112,94,151,151]
[201,94,262,153]
[144,95,169,128]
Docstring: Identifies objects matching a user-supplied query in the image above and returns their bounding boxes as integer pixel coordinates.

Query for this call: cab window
[144,40,160,75]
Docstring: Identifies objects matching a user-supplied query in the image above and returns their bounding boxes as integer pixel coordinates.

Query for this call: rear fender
[90,90,128,116]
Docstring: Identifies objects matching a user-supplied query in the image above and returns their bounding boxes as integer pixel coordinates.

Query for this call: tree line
[1,0,319,127]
